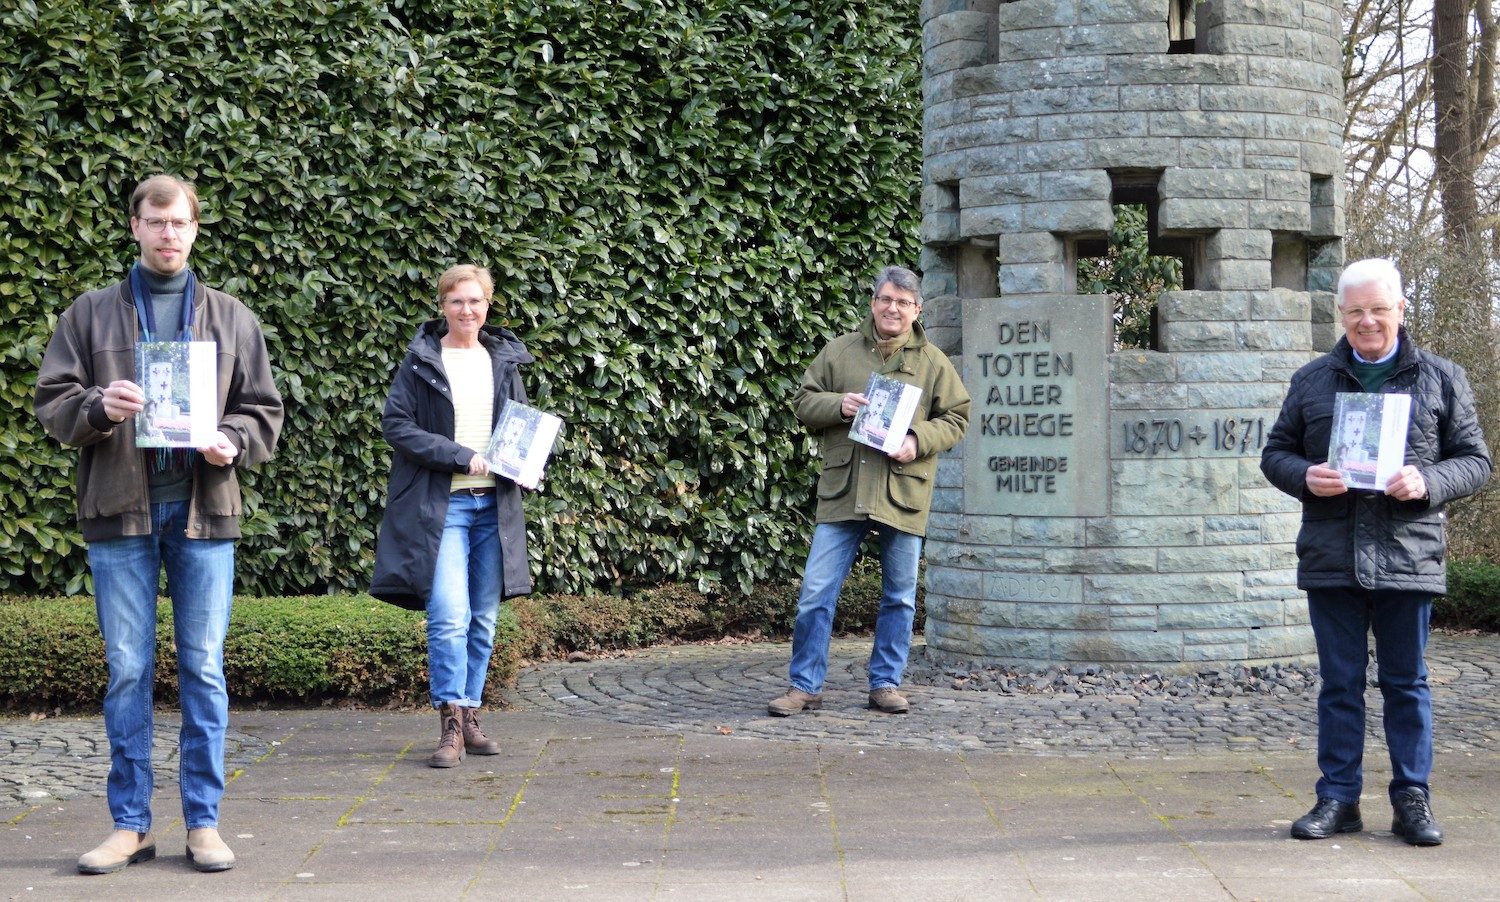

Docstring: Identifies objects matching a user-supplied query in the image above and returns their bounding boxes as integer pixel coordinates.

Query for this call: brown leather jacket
[34,279,284,541]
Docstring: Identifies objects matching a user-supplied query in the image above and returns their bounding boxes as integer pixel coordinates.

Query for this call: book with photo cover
[484,399,562,489]
[849,372,922,455]
[1328,391,1411,490]
[135,341,218,448]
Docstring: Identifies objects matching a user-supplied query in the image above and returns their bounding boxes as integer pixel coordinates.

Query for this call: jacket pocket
[1294,497,1348,567]
[194,466,243,518]
[888,460,933,512]
[1388,504,1447,569]
[816,444,854,500]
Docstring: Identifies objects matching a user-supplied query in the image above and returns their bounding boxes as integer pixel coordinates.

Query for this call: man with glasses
[1262,257,1490,846]
[35,174,283,874]
[768,265,970,716]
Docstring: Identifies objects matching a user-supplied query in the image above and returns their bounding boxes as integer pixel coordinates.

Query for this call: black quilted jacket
[1261,329,1491,593]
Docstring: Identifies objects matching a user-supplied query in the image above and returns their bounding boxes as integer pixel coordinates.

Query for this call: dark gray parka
[370,321,535,609]
[1260,329,1491,593]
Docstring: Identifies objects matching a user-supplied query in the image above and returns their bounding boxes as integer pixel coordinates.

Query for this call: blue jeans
[788,520,922,694]
[427,491,502,708]
[87,500,234,832]
[1307,586,1434,805]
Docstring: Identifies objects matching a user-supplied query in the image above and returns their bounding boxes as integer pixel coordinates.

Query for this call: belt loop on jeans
[453,486,494,496]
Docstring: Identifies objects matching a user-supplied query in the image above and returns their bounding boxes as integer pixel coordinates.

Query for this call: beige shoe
[767,688,822,716]
[78,829,155,875]
[868,687,910,714]
[185,827,235,872]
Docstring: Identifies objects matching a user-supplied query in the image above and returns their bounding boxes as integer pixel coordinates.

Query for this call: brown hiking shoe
[428,703,465,767]
[767,688,822,716]
[868,687,909,714]
[461,707,501,755]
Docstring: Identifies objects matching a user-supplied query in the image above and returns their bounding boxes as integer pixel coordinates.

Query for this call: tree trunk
[1432,0,1481,245]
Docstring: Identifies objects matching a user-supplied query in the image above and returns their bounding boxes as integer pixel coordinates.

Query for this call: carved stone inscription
[1113,410,1271,457]
[963,295,1112,516]
[989,573,1081,604]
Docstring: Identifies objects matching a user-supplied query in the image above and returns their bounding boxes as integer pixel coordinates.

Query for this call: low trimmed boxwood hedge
[0,594,442,709]
[6,557,1492,712]
[0,566,901,711]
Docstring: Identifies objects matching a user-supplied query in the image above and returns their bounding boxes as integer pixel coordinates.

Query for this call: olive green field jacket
[795,317,971,537]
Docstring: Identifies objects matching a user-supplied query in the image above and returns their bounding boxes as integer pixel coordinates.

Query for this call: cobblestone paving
[0,716,269,807]
[3,632,1495,807]
[508,633,1500,756]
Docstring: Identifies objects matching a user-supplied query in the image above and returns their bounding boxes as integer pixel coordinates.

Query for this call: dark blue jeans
[1306,586,1434,805]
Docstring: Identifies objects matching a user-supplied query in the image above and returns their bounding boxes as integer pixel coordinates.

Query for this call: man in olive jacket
[768,265,970,717]
[1261,258,1490,847]
[34,175,283,875]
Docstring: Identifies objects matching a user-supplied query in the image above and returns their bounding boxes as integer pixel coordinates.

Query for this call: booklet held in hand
[849,373,922,455]
[484,399,562,489]
[1328,391,1411,490]
[135,340,218,448]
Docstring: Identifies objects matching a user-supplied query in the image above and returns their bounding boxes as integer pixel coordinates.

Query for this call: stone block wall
[919,0,1343,666]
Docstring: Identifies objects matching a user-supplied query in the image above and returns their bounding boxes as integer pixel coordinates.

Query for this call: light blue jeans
[427,491,502,708]
[88,499,234,832]
[788,520,922,694]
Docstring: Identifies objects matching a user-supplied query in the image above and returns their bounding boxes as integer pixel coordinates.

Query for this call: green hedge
[0,0,922,597]
[0,594,447,709]
[1434,557,1500,631]
[0,566,904,710]
[6,554,1494,712]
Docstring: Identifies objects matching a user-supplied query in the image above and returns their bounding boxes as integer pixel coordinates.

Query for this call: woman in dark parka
[371,264,534,767]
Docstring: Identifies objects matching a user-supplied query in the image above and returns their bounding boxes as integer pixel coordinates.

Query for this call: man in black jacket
[1261,258,1491,846]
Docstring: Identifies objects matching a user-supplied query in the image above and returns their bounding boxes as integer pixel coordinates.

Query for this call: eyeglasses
[1340,304,1397,321]
[874,294,919,311]
[138,217,196,234]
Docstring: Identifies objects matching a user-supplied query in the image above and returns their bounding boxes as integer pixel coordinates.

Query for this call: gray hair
[872,265,922,306]
[1337,258,1404,307]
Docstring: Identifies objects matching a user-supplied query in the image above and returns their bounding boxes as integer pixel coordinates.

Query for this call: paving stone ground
[2,716,271,806]
[4,632,1497,807]
[4,633,1498,901]
[508,634,1500,756]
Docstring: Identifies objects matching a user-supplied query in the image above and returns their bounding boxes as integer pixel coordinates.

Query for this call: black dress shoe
[1291,797,1363,839]
[1391,787,1444,846]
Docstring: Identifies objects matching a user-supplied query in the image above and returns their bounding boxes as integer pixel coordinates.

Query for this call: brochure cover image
[1328,391,1412,490]
[135,340,218,448]
[849,373,922,455]
[484,399,562,490]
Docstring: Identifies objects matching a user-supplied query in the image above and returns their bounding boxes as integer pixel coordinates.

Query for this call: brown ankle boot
[428,703,464,768]
[461,707,501,755]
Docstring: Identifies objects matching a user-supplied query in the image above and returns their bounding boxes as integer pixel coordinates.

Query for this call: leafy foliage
[1435,557,1500,631]
[1076,204,1183,350]
[0,0,922,596]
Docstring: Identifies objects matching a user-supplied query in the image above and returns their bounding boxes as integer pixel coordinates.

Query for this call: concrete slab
[5,634,1500,900]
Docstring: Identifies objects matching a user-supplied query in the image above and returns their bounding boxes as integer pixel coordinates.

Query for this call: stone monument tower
[919,0,1343,665]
